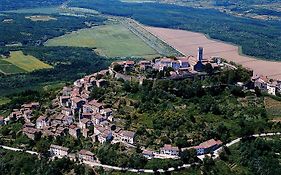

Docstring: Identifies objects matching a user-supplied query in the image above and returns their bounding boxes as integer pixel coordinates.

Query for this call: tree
[113,64,123,72]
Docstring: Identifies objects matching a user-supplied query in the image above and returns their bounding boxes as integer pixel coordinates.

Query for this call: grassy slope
[0,59,26,74]
[264,97,281,118]
[45,24,159,58]
[1,51,53,72]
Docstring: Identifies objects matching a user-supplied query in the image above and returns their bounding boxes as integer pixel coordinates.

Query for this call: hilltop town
[1,45,280,173]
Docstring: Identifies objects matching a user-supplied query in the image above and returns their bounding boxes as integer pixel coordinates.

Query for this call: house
[0,116,4,126]
[120,130,135,144]
[62,86,72,96]
[178,58,190,68]
[252,75,268,91]
[142,150,154,159]
[21,102,40,110]
[160,144,179,156]
[55,127,66,137]
[51,114,65,126]
[267,83,277,95]
[36,115,49,129]
[81,113,93,119]
[125,60,135,67]
[97,129,112,144]
[88,100,104,113]
[22,127,41,140]
[10,110,23,120]
[71,97,86,111]
[192,139,223,155]
[79,118,92,129]
[78,150,96,162]
[93,114,106,125]
[69,125,81,139]
[139,60,151,70]
[49,144,69,157]
[82,128,90,138]
[59,96,71,107]
[62,108,72,116]
[100,108,112,118]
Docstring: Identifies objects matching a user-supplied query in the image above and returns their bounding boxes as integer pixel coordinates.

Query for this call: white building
[120,130,135,144]
[49,144,69,157]
[160,144,179,156]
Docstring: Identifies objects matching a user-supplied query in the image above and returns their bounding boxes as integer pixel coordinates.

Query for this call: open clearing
[0,97,11,106]
[0,51,53,74]
[264,97,281,118]
[145,26,281,80]
[45,24,160,58]
[0,59,26,74]
[25,15,57,22]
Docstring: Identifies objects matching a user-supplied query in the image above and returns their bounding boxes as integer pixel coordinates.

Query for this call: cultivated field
[0,51,53,74]
[145,26,281,80]
[45,24,160,58]
[0,59,26,74]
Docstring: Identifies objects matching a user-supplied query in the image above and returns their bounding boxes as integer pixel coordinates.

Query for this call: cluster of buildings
[2,69,135,147]
[251,75,281,96]
[0,50,227,161]
[49,144,96,163]
[142,139,223,159]
[110,47,223,80]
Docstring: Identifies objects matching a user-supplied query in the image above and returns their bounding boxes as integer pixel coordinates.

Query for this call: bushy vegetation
[93,66,280,151]
[71,0,281,60]
[0,149,94,175]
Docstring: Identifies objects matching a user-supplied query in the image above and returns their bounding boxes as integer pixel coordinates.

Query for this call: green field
[0,51,53,74]
[0,97,11,106]
[45,24,160,58]
[0,59,26,74]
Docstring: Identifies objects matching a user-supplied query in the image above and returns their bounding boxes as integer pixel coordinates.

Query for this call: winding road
[1,132,281,173]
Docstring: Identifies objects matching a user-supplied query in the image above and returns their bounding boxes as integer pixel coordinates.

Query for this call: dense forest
[0,0,66,11]
[70,0,281,61]
[0,13,106,45]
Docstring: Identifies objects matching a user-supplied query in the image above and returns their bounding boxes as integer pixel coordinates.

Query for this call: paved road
[1,132,281,173]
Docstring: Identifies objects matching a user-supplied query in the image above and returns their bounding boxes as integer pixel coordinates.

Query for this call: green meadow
[0,51,53,74]
[45,24,160,58]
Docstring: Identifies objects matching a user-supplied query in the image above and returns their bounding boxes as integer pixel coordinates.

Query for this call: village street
[1,132,281,173]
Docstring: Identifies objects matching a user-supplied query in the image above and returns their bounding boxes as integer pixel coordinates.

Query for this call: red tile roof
[79,149,94,156]
[160,144,179,151]
[197,139,223,149]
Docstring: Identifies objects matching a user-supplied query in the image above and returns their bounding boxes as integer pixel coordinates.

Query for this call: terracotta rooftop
[36,115,46,122]
[79,149,94,156]
[197,139,223,149]
[160,144,179,151]
[121,130,135,138]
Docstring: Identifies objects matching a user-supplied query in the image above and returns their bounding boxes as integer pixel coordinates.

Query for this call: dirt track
[145,26,281,80]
